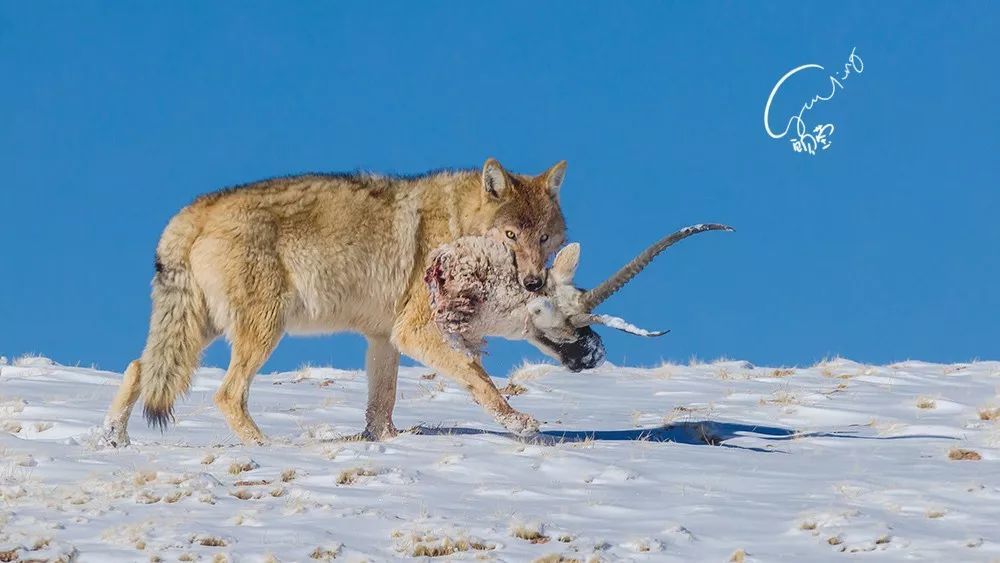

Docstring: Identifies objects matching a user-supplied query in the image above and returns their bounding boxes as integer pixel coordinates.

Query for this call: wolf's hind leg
[362,334,400,440]
[214,318,282,446]
[100,360,142,447]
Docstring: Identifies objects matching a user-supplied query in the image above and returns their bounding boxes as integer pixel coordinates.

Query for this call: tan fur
[101,159,568,446]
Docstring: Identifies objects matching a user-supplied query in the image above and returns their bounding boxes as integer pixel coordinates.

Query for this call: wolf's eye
[540,234,549,243]
[505,230,516,240]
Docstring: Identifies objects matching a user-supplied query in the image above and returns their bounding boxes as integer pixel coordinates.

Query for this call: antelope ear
[482,157,509,200]
[541,160,567,197]
[551,242,580,283]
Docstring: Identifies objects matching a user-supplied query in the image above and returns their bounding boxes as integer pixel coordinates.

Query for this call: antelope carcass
[424,223,733,371]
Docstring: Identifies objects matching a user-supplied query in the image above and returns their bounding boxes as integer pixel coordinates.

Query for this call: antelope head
[526,223,734,371]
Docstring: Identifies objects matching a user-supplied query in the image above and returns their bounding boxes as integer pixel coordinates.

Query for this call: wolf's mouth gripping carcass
[425,224,733,371]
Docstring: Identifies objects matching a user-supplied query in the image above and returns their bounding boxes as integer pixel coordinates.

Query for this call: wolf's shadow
[409,420,957,452]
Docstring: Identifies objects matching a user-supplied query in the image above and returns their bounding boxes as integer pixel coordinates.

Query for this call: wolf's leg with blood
[393,293,539,436]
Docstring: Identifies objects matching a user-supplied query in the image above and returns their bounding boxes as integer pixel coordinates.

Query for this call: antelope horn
[579,223,734,312]
[570,313,669,337]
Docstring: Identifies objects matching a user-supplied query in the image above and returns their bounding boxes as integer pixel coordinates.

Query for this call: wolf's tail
[140,208,210,430]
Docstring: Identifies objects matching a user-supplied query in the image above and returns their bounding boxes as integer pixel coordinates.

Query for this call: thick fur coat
[102,159,569,446]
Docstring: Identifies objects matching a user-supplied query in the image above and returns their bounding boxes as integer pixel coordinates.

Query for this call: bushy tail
[140,211,209,430]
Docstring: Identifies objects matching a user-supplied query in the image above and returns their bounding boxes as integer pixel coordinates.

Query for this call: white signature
[763,48,864,155]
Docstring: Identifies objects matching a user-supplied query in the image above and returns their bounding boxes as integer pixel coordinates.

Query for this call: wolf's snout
[522,275,544,292]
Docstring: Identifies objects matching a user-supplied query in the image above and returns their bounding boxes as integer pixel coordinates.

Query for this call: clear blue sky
[2,2,997,375]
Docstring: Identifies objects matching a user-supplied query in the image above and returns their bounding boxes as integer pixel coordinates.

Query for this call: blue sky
[1,2,997,376]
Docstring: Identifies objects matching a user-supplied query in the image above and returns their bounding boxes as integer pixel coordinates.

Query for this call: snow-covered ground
[1,355,998,562]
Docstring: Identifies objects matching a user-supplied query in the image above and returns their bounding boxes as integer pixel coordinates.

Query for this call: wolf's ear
[541,160,567,197]
[482,158,509,200]
[551,242,580,283]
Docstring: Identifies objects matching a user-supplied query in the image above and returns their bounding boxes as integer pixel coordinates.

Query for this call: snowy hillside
[1,356,998,561]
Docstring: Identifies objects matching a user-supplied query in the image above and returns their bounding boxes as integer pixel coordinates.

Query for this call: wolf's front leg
[362,334,400,440]
[393,315,539,436]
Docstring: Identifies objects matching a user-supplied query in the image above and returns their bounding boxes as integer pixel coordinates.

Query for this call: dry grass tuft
[827,535,843,546]
[0,536,59,563]
[133,470,157,486]
[412,539,488,557]
[771,368,796,378]
[948,448,982,461]
[234,479,271,487]
[499,382,528,396]
[729,548,746,562]
[393,530,494,558]
[336,466,377,485]
[230,489,255,500]
[197,536,227,547]
[532,556,580,563]
[800,521,817,531]
[652,362,676,379]
[978,407,1000,421]
[511,522,549,544]
[281,469,297,482]
[228,460,259,475]
[509,362,559,383]
[875,534,892,545]
[915,397,936,409]
[201,453,216,465]
[164,490,191,504]
[760,391,797,406]
[309,545,342,560]
[136,491,161,504]
[926,509,946,519]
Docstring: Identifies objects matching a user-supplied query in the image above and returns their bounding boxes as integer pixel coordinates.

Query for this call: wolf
[102,158,573,447]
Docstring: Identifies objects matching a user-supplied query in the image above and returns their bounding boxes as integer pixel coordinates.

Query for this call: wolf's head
[478,158,567,293]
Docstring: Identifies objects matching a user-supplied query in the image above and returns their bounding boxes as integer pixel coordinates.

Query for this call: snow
[1,356,999,561]
[593,314,667,337]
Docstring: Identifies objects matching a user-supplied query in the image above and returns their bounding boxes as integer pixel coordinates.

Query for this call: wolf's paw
[496,410,540,437]
[96,423,131,448]
[360,422,399,441]
[239,433,269,447]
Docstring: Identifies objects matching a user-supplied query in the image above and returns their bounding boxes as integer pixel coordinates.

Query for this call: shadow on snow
[408,420,957,453]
